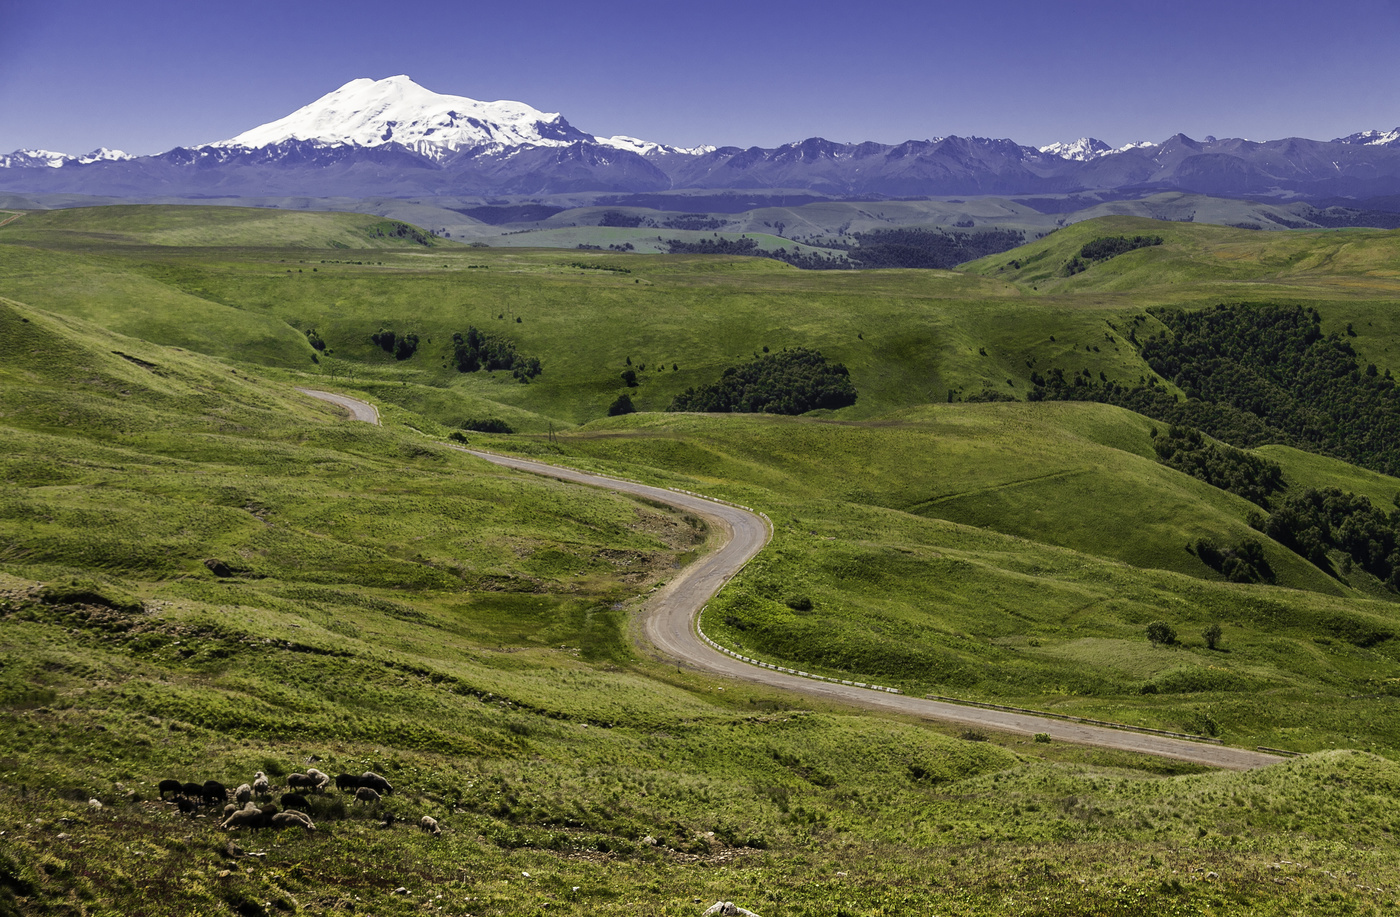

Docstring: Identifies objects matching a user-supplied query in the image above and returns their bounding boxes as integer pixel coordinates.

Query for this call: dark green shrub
[1147,621,1177,645]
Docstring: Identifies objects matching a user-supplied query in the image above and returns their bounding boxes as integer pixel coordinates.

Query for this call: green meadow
[5,205,1400,914]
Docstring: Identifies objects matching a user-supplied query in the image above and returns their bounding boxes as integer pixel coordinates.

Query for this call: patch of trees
[669,348,857,415]
[365,220,435,246]
[371,328,419,360]
[607,394,636,416]
[665,237,761,257]
[846,228,1026,270]
[1031,305,1400,477]
[598,211,646,228]
[1063,235,1162,275]
[663,214,727,231]
[304,329,326,352]
[569,261,631,274]
[1192,537,1275,584]
[459,418,514,434]
[451,327,542,382]
[1255,488,1400,589]
[1153,426,1284,508]
[961,388,1018,403]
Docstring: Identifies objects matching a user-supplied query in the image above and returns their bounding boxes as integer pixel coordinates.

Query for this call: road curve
[297,387,381,425]
[296,389,1284,770]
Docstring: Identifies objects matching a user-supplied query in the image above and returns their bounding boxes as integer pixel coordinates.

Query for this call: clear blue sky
[2,0,1398,155]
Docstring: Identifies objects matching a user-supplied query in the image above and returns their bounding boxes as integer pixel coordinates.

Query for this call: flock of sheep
[157,767,440,836]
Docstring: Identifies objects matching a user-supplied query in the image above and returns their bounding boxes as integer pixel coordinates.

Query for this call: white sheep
[419,815,441,836]
[354,786,381,805]
[270,810,316,831]
[234,783,252,804]
[252,771,270,798]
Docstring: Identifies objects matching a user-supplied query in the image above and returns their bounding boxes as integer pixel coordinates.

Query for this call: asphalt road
[297,388,1285,770]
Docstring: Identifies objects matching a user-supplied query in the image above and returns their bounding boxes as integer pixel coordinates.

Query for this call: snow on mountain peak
[1038,137,1112,160]
[1038,137,1159,160]
[211,75,593,158]
[598,135,716,156]
[1333,128,1400,147]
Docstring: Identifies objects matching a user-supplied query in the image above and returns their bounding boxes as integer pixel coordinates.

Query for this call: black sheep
[280,792,310,811]
[202,781,228,805]
[158,779,183,800]
[334,773,361,792]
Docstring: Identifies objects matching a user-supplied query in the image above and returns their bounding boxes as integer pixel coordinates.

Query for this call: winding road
[298,388,1284,770]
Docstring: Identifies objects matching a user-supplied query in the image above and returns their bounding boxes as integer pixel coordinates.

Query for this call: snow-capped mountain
[4,77,1400,201]
[1039,138,1112,161]
[213,75,617,160]
[598,135,717,157]
[1038,138,1159,160]
[1333,128,1400,147]
[0,148,131,169]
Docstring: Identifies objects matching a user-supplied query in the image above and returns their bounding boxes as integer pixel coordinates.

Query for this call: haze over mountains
[4,76,1400,203]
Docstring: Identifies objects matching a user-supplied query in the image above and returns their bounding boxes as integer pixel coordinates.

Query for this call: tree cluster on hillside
[669,348,857,415]
[598,210,646,228]
[1064,235,1163,275]
[459,418,514,434]
[1030,305,1400,477]
[1255,488,1400,589]
[1192,537,1276,584]
[304,328,326,352]
[662,214,727,231]
[665,237,762,257]
[451,327,541,382]
[846,228,1026,270]
[365,220,435,246]
[1142,304,1400,475]
[371,328,419,360]
[1153,425,1284,508]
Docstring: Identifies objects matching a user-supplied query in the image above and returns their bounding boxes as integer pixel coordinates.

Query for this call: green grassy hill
[0,205,444,249]
[10,207,1400,913]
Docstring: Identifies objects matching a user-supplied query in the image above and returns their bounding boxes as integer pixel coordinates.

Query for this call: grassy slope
[0,204,447,249]
[6,209,1400,911]
[2,296,1399,915]
[530,410,1400,751]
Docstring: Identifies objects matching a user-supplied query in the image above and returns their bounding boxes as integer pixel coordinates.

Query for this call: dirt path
[297,389,1285,770]
[0,211,25,229]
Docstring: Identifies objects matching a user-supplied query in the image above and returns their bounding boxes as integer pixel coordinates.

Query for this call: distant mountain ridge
[4,76,1400,201]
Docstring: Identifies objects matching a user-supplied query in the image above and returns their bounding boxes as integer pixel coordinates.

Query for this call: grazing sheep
[223,803,239,819]
[354,786,381,805]
[252,771,270,798]
[202,781,228,805]
[358,772,393,796]
[234,783,252,805]
[307,769,331,792]
[418,816,441,836]
[87,798,102,812]
[270,810,316,831]
[280,792,310,811]
[334,773,361,793]
[158,779,183,800]
[286,773,317,792]
[221,806,267,831]
[181,781,205,800]
[176,796,200,815]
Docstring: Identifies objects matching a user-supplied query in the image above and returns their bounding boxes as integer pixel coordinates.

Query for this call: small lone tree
[607,394,636,416]
[1146,621,1177,645]
[1203,622,1223,650]
[620,369,638,387]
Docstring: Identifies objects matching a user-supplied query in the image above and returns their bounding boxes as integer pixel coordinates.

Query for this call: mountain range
[4,75,1400,202]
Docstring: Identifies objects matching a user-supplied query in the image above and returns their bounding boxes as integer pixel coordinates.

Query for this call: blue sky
[2,0,1398,155]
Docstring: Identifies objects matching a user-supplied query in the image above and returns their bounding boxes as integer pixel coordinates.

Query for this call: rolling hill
[7,206,1400,914]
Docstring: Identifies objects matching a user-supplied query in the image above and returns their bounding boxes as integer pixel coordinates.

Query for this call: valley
[4,205,1400,914]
